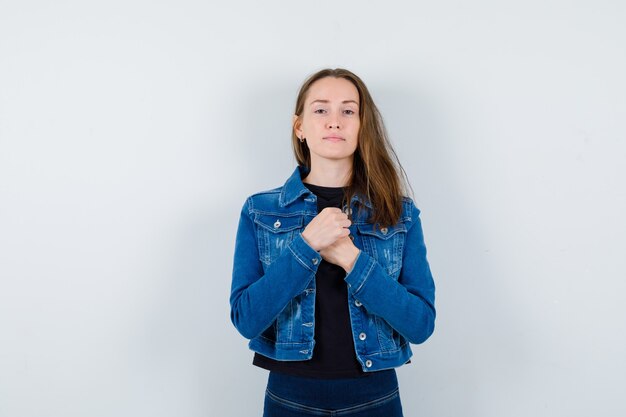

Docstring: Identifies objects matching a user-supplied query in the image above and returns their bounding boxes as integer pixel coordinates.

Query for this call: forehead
[306,77,360,104]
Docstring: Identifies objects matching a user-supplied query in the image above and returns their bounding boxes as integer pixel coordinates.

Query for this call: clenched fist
[301,207,360,272]
[301,207,351,252]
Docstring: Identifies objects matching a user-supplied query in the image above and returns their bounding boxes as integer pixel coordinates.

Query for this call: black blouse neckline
[303,182,346,202]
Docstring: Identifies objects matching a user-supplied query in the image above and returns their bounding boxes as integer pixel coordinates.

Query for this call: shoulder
[400,196,421,221]
[246,186,282,207]
[239,185,286,216]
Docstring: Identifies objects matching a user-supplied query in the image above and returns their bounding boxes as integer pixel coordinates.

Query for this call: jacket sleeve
[343,200,436,344]
[229,197,322,340]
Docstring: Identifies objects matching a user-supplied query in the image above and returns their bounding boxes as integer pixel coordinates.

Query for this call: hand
[319,235,361,273]
[301,207,351,252]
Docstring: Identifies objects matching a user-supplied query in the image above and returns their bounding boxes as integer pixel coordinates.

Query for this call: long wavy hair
[291,68,413,228]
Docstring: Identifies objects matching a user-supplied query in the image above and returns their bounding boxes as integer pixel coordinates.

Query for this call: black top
[253,182,366,378]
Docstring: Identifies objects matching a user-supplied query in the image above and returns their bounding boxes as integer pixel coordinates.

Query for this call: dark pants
[263,369,404,416]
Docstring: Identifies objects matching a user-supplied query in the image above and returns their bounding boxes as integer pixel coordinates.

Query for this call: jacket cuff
[288,232,322,272]
[344,249,375,294]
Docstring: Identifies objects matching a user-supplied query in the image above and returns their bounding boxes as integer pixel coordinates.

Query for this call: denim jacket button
[359,332,367,341]
[273,220,281,228]
[354,300,362,307]
[380,227,388,235]
[312,258,319,265]
[365,360,373,368]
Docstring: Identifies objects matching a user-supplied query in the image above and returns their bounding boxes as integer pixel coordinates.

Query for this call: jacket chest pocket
[254,214,304,266]
[356,223,407,279]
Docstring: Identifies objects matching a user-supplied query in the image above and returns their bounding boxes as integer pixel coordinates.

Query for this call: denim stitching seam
[266,389,330,415]
[336,388,399,415]
[265,386,400,416]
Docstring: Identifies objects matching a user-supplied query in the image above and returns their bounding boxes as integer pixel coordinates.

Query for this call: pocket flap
[356,223,406,240]
[254,214,303,233]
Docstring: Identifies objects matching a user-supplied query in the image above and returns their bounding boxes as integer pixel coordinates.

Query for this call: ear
[292,114,303,138]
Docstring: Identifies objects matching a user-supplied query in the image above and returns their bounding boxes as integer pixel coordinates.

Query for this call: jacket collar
[279,165,372,209]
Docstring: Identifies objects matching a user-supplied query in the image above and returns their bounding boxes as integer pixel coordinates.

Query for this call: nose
[326,108,343,129]
[326,118,340,129]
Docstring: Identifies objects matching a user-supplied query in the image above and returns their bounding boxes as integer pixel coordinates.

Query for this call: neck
[302,159,352,187]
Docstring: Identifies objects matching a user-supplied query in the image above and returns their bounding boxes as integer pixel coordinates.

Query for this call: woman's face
[294,76,360,165]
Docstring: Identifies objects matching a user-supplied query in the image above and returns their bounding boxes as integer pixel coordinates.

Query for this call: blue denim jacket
[230,165,436,372]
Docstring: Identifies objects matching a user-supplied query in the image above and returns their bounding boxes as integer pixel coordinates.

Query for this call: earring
[299,136,305,143]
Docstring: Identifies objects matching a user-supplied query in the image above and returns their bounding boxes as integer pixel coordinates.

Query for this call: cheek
[303,119,320,133]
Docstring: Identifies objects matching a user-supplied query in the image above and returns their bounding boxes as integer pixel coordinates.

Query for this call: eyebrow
[309,99,359,106]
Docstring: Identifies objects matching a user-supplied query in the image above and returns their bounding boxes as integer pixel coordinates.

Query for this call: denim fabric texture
[230,165,436,372]
[263,369,403,416]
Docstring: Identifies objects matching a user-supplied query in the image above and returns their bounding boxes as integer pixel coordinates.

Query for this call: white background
[1,1,625,416]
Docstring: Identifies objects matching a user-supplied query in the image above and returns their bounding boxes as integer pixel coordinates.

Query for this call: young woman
[230,68,436,417]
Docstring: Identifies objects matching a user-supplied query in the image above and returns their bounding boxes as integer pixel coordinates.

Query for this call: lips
[323,136,344,142]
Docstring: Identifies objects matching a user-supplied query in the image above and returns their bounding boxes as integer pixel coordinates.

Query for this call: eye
[343,109,356,115]
[314,108,327,114]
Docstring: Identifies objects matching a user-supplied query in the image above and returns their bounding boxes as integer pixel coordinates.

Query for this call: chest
[253,210,407,280]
